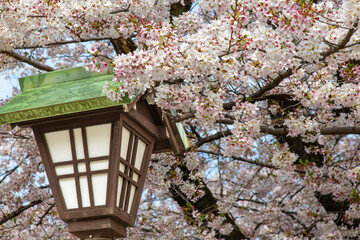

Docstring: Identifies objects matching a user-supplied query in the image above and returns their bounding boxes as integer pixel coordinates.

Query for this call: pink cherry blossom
[1,0,360,239]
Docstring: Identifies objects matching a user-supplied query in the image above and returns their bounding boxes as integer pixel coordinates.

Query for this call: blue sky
[0,74,18,99]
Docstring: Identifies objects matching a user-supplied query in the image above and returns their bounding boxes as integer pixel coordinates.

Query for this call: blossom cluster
[2,0,360,239]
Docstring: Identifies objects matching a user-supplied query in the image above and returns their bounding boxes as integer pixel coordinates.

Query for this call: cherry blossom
[1,0,360,239]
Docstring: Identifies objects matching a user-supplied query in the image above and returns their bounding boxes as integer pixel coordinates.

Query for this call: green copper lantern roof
[0,67,133,125]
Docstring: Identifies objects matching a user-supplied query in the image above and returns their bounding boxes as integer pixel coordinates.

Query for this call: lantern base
[67,217,127,240]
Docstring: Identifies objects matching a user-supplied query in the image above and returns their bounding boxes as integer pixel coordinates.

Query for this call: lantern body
[33,109,155,239]
[0,67,189,239]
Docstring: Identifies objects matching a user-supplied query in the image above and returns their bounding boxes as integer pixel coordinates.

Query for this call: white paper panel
[86,123,111,158]
[59,178,78,209]
[79,176,91,207]
[45,130,72,163]
[127,185,136,214]
[120,127,130,160]
[119,162,125,173]
[55,165,74,176]
[91,173,108,206]
[116,176,124,208]
[134,140,146,170]
[90,160,109,171]
[73,128,85,160]
[133,173,139,182]
[77,163,86,173]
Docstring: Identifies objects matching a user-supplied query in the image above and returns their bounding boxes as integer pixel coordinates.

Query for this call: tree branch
[198,150,276,169]
[260,126,360,136]
[0,166,20,184]
[36,203,55,226]
[198,150,305,173]
[188,122,202,140]
[14,37,111,50]
[110,7,130,14]
[0,199,43,225]
[194,130,232,149]
[0,132,30,139]
[178,121,360,154]
[222,92,294,111]
[321,21,359,58]
[174,112,195,122]
[169,164,247,239]
[110,37,136,55]
[1,51,54,72]
[110,39,123,55]
[251,69,293,99]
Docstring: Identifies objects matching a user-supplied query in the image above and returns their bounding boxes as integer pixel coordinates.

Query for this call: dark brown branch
[192,124,360,138]
[178,121,360,150]
[320,127,360,135]
[117,37,134,54]
[0,131,30,139]
[316,18,349,29]
[223,93,293,111]
[110,7,130,14]
[170,0,193,17]
[169,165,247,239]
[176,94,292,119]
[321,21,359,58]
[162,77,185,85]
[198,150,305,173]
[110,39,123,55]
[1,51,54,72]
[36,203,55,226]
[253,93,293,102]
[0,166,20,184]
[343,40,360,49]
[174,112,195,122]
[216,119,235,125]
[224,71,294,112]
[251,69,293,99]
[260,126,287,135]
[237,198,266,205]
[14,37,111,50]
[198,150,276,169]
[188,123,202,140]
[194,130,232,149]
[260,126,360,136]
[0,199,43,225]
[110,37,136,55]
[232,155,278,169]
[27,15,46,18]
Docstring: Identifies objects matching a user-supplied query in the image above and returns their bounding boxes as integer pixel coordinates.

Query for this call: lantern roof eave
[0,67,135,125]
